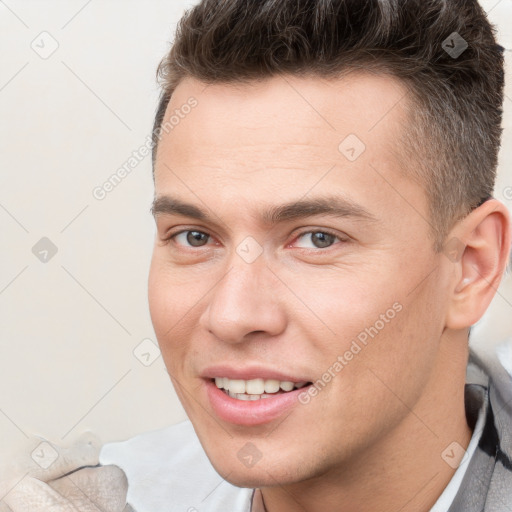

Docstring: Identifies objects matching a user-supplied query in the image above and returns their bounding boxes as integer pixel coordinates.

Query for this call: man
[2,0,511,510]
[102,0,512,510]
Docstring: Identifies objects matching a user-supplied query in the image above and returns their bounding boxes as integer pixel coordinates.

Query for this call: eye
[172,230,211,247]
[293,230,342,249]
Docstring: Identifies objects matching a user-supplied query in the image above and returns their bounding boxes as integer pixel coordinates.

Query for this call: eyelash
[161,228,346,251]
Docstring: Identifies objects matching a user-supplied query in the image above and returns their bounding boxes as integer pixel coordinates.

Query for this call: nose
[198,255,287,344]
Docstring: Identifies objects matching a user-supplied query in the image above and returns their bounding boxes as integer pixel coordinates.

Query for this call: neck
[260,336,472,512]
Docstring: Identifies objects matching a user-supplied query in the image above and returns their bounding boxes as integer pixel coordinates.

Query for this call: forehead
[157,71,409,166]
[153,72,425,231]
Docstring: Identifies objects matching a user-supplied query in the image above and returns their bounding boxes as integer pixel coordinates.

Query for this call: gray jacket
[449,341,512,511]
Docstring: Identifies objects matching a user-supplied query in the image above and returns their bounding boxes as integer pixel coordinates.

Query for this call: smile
[204,377,313,426]
[213,377,309,400]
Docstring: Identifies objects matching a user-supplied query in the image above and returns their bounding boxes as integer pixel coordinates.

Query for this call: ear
[444,199,511,330]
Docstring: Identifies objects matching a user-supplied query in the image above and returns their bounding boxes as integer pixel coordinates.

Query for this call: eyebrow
[151,195,377,226]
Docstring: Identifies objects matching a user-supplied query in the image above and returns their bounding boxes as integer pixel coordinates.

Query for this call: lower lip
[204,379,311,426]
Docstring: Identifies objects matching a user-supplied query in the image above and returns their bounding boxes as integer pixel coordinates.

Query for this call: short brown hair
[152,0,505,249]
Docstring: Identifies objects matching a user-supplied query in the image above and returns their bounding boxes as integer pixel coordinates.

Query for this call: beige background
[0,0,511,471]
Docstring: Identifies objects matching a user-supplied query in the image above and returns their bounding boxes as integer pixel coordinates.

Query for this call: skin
[148,73,511,512]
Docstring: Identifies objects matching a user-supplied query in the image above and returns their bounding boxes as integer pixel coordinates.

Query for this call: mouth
[212,377,310,401]
[202,376,313,426]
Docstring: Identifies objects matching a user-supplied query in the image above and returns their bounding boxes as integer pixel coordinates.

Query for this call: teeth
[245,378,265,394]
[264,379,280,393]
[230,392,274,400]
[214,377,306,395]
[236,393,260,401]
[228,379,246,394]
[280,381,294,392]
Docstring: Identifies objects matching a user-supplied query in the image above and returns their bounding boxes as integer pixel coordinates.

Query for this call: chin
[218,463,305,489]
[221,470,277,489]
[202,441,313,489]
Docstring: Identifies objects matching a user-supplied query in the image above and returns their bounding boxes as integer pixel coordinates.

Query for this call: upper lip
[200,364,311,383]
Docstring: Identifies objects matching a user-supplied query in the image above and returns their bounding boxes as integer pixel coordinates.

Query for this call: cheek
[297,260,444,388]
[148,254,197,335]
[278,264,403,355]
[333,270,446,409]
[148,260,185,360]
[148,256,209,375]
[147,260,168,337]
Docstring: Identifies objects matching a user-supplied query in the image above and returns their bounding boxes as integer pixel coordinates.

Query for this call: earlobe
[445,199,511,330]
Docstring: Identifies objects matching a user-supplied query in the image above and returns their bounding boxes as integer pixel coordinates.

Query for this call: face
[149,73,454,487]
